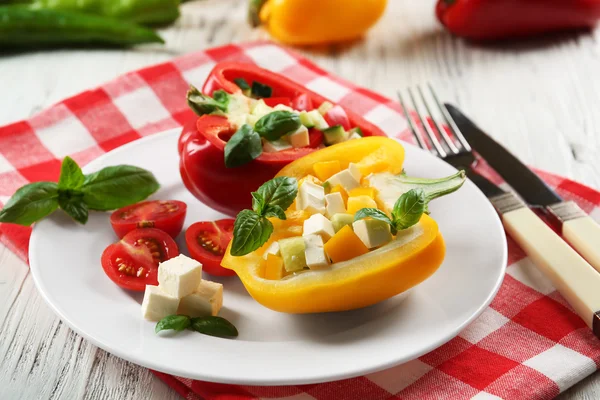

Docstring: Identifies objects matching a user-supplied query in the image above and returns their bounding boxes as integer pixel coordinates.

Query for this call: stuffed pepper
[221,137,465,314]
[178,62,386,217]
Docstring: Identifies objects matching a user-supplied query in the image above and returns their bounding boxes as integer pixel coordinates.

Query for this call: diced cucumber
[299,111,315,128]
[246,114,259,128]
[251,100,274,119]
[323,125,348,145]
[302,110,329,130]
[318,101,334,115]
[279,237,307,272]
[331,213,354,233]
[348,127,363,137]
[226,93,251,116]
[274,104,294,112]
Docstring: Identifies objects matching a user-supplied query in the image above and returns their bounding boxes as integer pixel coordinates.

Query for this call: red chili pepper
[436,0,600,41]
[179,62,386,217]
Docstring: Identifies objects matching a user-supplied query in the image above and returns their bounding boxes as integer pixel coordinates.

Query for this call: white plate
[30,129,507,385]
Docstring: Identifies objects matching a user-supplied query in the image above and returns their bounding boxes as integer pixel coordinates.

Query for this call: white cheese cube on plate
[263,241,281,260]
[303,234,330,270]
[297,181,326,214]
[264,138,293,153]
[326,164,362,192]
[141,285,179,321]
[353,219,393,249]
[303,213,335,242]
[177,280,224,317]
[288,125,310,148]
[157,254,203,298]
[325,192,346,218]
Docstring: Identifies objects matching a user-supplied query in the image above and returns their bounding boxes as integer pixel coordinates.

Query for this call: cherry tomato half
[101,228,180,291]
[185,219,235,277]
[324,105,351,130]
[264,97,292,107]
[291,93,314,111]
[110,200,187,239]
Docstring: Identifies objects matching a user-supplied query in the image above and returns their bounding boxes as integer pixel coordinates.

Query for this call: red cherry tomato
[324,105,351,130]
[263,97,292,107]
[101,228,180,291]
[110,200,187,239]
[185,220,235,276]
[308,128,324,148]
[292,93,314,111]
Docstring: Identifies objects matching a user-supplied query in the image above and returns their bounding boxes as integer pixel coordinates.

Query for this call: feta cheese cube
[288,125,310,148]
[177,280,223,317]
[325,192,346,218]
[141,285,179,321]
[157,254,203,298]
[263,138,293,153]
[326,164,362,192]
[352,219,393,249]
[303,213,335,242]
[303,234,330,270]
[297,181,326,214]
[262,241,281,260]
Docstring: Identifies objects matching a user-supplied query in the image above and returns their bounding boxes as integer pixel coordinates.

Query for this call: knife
[445,103,600,274]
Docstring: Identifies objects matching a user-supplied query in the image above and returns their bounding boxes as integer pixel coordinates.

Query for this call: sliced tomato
[264,97,292,107]
[101,228,180,291]
[324,105,351,130]
[292,93,314,111]
[185,219,235,276]
[110,200,187,239]
[308,128,324,148]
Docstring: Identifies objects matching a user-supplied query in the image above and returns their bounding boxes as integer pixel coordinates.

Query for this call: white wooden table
[1,1,599,398]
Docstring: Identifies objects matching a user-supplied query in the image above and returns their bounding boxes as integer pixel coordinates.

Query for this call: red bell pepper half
[178,62,386,217]
[437,0,600,41]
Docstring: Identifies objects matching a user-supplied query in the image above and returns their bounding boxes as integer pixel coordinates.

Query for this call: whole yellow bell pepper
[221,137,447,314]
[249,0,388,45]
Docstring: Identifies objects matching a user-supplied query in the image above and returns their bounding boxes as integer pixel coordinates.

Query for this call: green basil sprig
[0,156,159,226]
[231,177,298,256]
[155,315,238,338]
[224,124,263,168]
[254,111,301,141]
[187,85,229,116]
[355,171,467,233]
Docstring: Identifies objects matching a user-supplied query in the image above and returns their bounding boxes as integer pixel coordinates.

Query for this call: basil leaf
[254,111,301,141]
[155,315,191,334]
[58,194,88,224]
[234,78,251,91]
[0,182,59,226]
[392,189,427,230]
[251,192,265,215]
[263,204,286,220]
[224,124,263,168]
[190,316,238,338]
[187,85,228,116]
[58,156,84,190]
[251,81,272,98]
[255,176,298,212]
[231,210,273,256]
[81,165,159,211]
[354,208,395,235]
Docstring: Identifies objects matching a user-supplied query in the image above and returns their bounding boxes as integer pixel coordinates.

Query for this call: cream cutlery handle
[503,207,600,334]
[563,216,600,273]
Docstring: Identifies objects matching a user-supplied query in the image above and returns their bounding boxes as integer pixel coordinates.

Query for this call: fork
[398,85,600,339]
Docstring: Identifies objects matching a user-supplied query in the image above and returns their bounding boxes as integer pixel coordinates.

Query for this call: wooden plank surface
[0,0,599,398]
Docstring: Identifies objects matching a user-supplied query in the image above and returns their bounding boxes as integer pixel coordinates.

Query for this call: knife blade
[445,103,600,273]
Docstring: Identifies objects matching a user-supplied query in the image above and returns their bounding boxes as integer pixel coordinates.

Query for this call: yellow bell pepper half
[253,0,388,46]
[221,137,446,313]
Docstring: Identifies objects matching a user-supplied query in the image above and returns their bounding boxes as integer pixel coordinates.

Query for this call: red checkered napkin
[1,42,600,400]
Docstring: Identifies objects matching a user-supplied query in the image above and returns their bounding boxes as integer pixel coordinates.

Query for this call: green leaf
[254,111,301,141]
[224,124,263,168]
[392,189,427,230]
[255,176,298,213]
[58,156,84,190]
[251,81,272,98]
[212,90,230,108]
[155,315,191,334]
[234,78,251,91]
[187,85,228,116]
[263,204,286,220]
[251,192,265,215]
[231,210,273,256]
[58,194,89,224]
[190,316,238,338]
[354,207,395,235]
[0,182,59,226]
[81,165,159,211]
